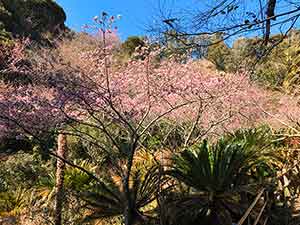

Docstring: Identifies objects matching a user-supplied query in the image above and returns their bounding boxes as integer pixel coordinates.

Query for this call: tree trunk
[124,203,134,225]
[123,134,140,225]
[124,166,135,225]
[124,141,136,225]
[265,0,277,44]
[54,133,67,225]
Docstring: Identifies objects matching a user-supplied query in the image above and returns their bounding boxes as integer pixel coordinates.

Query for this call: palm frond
[164,127,279,225]
[81,165,163,224]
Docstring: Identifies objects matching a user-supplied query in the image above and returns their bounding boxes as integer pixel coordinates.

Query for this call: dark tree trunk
[265,0,277,44]
[54,133,67,225]
[124,203,134,225]
[124,164,135,225]
[124,138,137,225]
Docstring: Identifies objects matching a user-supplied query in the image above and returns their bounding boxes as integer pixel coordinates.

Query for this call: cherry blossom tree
[1,13,300,225]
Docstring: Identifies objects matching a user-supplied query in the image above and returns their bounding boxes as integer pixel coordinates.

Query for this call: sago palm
[80,165,164,225]
[164,127,279,225]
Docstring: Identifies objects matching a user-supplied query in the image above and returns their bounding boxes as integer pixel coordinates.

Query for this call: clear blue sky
[56,0,190,40]
[55,1,288,42]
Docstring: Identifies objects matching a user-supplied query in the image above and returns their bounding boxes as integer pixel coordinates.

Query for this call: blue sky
[56,0,187,40]
[55,1,294,43]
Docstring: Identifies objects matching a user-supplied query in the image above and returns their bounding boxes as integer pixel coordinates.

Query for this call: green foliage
[0,188,29,217]
[165,127,278,225]
[64,161,96,191]
[281,31,300,92]
[0,25,12,45]
[171,127,277,190]
[249,36,294,88]
[2,19,300,223]
[217,30,300,90]
[0,136,33,155]
[34,160,95,207]
[0,0,67,43]
[120,36,145,57]
[204,30,300,91]
[228,37,261,72]
[162,30,189,60]
[207,34,232,71]
[0,153,51,190]
[142,121,185,151]
[67,122,131,167]
[81,166,162,224]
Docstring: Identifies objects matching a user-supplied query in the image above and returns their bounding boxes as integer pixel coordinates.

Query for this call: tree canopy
[0,0,67,43]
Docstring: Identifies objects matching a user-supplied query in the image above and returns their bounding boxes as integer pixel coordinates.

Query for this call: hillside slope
[0,0,67,43]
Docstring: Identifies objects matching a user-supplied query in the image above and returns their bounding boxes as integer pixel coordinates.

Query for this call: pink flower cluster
[0,36,299,141]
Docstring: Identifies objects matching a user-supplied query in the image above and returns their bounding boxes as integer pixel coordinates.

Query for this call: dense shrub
[0,0,67,43]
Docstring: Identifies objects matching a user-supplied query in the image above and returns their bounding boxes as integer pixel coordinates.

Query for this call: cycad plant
[80,165,164,225]
[164,127,279,225]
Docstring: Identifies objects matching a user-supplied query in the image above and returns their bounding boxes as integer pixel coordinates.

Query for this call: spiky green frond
[164,127,279,225]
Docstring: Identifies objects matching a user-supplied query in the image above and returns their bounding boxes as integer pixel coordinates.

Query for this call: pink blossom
[1,36,300,143]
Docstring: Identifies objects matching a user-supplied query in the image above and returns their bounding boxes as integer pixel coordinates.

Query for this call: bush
[0,0,67,43]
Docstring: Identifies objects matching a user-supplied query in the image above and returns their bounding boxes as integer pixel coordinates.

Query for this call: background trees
[0,0,67,44]
[2,1,300,224]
